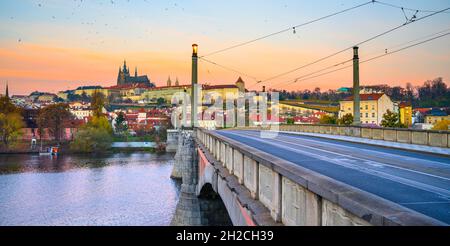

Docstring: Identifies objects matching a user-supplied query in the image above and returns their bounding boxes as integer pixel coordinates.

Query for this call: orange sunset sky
[0,0,449,95]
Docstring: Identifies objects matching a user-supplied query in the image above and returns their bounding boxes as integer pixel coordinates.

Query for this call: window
[372,113,375,117]
[365,105,368,110]
[366,113,369,118]
[372,105,375,110]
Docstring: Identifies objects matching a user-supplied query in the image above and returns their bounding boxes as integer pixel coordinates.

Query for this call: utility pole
[191,44,198,128]
[353,46,361,125]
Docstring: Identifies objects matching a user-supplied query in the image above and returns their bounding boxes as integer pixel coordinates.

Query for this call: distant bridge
[170,125,450,226]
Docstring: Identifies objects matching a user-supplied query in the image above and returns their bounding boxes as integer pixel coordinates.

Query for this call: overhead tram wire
[200,0,375,58]
[280,31,450,88]
[198,57,259,82]
[269,58,354,89]
[253,6,450,88]
[270,26,450,88]
[375,0,450,14]
[364,26,450,57]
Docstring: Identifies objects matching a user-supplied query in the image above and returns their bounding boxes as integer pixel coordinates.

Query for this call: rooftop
[342,93,385,101]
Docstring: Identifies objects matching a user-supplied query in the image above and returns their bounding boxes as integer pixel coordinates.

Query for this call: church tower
[235,77,245,93]
[175,77,179,86]
[117,67,125,85]
[167,76,172,87]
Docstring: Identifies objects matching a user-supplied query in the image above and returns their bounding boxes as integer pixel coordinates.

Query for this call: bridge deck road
[215,130,450,224]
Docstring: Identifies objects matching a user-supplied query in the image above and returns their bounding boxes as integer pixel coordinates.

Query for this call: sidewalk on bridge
[279,131,450,156]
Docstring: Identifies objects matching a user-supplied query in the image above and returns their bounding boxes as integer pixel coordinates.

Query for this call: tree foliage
[70,127,113,153]
[0,112,24,147]
[91,91,105,118]
[381,110,400,128]
[0,96,24,148]
[37,103,73,143]
[71,115,113,153]
[114,112,128,135]
[275,77,449,108]
[320,115,337,125]
[157,97,166,106]
[432,120,450,131]
[338,113,354,126]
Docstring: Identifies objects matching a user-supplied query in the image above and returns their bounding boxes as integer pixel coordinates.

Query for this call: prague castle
[117,60,155,87]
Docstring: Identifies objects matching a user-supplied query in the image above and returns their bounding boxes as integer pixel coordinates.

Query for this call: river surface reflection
[0,153,180,226]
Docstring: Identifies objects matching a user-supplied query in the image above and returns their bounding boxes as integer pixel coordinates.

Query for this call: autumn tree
[432,120,450,131]
[37,103,73,143]
[91,90,105,118]
[0,96,24,148]
[320,115,337,125]
[338,113,353,126]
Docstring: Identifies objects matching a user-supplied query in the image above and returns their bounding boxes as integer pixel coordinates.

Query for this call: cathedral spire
[175,77,179,86]
[167,76,172,87]
[123,60,128,73]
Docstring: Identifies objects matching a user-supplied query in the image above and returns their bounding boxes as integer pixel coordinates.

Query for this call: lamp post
[191,44,198,128]
[353,46,361,125]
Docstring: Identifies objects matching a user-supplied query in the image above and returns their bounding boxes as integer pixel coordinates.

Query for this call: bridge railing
[237,124,449,148]
[196,128,446,226]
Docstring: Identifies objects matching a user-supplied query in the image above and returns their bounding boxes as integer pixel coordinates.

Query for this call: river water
[0,153,180,226]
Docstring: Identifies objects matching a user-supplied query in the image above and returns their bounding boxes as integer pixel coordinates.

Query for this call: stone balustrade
[251,125,449,148]
[196,128,446,226]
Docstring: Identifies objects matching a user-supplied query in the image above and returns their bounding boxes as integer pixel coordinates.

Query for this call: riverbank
[1,141,167,155]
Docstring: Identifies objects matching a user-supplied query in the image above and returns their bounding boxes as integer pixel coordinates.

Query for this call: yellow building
[425,115,450,125]
[279,102,338,116]
[74,86,109,97]
[339,93,394,125]
[37,93,57,102]
[399,102,412,127]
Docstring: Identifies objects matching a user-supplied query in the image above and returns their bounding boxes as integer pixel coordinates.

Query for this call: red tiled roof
[204,84,238,90]
[414,108,432,114]
[342,93,384,101]
[106,84,153,90]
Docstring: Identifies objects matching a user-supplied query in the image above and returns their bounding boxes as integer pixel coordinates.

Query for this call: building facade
[424,108,450,125]
[339,93,394,126]
[399,102,413,127]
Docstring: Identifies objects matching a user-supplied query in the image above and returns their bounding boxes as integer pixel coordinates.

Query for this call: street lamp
[191,44,199,128]
[192,44,198,57]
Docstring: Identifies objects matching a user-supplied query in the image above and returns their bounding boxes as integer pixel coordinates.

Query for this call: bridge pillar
[171,130,204,225]
[170,130,188,180]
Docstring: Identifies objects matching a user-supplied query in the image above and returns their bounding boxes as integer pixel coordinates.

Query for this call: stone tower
[235,77,245,93]
[167,76,172,87]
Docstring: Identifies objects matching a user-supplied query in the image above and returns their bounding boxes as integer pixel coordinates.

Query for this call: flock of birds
[12,0,299,46]
[13,0,193,46]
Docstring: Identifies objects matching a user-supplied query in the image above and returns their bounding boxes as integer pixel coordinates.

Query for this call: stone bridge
[169,128,446,226]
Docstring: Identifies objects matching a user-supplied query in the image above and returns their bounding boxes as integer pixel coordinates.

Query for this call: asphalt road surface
[216,130,450,224]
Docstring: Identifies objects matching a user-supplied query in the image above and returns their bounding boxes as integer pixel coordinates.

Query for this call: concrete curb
[278,131,450,157]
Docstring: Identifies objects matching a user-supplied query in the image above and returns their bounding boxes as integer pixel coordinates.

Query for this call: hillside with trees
[273,77,449,108]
